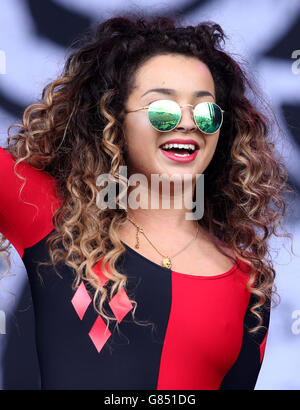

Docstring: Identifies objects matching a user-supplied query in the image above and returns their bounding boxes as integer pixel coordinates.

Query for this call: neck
[124,176,200,236]
[126,208,196,233]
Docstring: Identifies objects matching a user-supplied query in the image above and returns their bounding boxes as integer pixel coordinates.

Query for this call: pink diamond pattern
[71,281,91,320]
[108,287,133,323]
[71,258,134,353]
[88,315,112,353]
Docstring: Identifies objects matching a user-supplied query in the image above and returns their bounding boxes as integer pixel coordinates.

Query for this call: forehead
[132,54,215,96]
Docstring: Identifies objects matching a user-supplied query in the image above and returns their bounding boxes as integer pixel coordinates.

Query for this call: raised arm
[0,147,63,258]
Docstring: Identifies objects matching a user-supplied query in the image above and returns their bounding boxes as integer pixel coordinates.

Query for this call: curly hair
[0,14,293,333]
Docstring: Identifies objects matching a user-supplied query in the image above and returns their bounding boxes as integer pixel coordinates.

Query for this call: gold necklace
[126,216,199,269]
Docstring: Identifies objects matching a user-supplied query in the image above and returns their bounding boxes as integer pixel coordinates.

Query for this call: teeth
[173,153,190,157]
[161,143,196,151]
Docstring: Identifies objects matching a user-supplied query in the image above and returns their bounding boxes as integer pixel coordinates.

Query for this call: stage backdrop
[0,0,299,389]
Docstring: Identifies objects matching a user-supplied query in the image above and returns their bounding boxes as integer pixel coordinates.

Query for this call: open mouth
[159,142,199,157]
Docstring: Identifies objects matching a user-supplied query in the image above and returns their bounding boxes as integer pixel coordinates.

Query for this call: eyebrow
[141,88,215,99]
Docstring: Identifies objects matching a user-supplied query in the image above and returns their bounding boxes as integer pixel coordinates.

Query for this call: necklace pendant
[162,257,172,269]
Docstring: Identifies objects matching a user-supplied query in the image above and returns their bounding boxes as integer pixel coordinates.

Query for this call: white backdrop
[0,0,299,389]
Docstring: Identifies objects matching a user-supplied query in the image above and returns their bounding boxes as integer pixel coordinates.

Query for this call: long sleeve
[0,146,63,258]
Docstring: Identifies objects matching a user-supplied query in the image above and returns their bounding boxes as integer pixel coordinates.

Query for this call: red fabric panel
[157,263,251,390]
[0,147,63,258]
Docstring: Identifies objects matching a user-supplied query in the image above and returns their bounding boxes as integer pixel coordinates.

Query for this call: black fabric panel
[22,231,172,390]
[219,293,271,390]
[2,281,40,390]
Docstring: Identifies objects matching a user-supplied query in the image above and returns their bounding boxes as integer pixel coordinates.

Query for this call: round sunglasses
[125,99,224,134]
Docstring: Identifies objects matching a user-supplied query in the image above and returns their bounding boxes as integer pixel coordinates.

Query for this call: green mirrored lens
[194,102,222,134]
[148,100,181,131]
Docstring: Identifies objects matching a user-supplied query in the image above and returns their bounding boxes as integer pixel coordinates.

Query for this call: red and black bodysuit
[0,146,269,390]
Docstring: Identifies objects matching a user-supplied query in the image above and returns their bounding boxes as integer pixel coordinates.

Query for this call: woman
[0,15,292,390]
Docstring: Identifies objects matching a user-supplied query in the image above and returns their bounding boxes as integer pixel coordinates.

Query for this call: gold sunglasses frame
[125,99,225,134]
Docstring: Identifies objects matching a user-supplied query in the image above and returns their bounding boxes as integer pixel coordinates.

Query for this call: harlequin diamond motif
[88,315,112,353]
[71,281,91,320]
[71,259,133,353]
[108,287,133,323]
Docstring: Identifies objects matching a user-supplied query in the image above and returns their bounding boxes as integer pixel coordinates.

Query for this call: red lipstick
[159,138,200,163]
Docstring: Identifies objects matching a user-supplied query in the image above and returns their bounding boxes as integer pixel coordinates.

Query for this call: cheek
[200,134,220,168]
[124,114,151,145]
[203,133,220,153]
[123,116,156,164]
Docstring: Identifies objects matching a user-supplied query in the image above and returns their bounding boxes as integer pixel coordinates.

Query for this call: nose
[175,105,197,133]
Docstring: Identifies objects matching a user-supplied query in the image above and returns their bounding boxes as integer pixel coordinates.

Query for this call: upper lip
[159,138,200,149]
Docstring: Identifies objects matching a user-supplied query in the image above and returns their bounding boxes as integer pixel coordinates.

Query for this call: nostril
[175,125,197,132]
